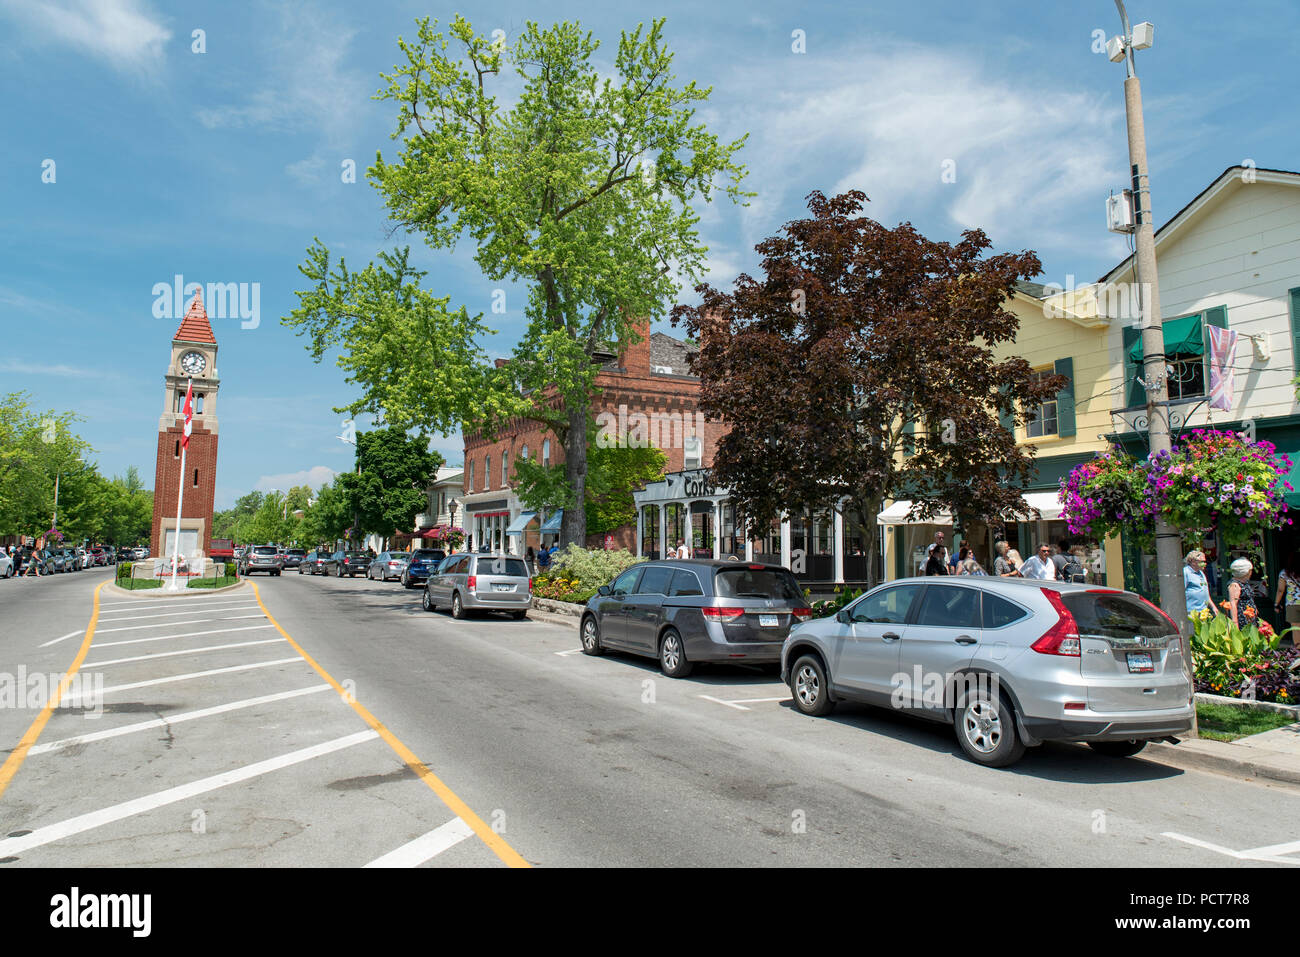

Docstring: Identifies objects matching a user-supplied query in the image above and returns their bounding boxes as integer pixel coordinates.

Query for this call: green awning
[1126,313,1204,362]
[1282,455,1300,509]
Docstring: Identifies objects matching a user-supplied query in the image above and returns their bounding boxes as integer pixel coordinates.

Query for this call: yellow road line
[249,582,530,868]
[0,580,106,804]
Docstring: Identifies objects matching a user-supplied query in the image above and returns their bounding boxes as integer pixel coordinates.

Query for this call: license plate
[1127,652,1154,674]
[759,614,779,627]
[493,583,512,592]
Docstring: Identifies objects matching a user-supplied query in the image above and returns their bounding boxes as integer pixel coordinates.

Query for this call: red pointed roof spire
[174,289,216,344]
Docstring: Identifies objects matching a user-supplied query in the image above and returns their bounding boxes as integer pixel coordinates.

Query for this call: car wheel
[511,610,528,620]
[790,654,835,716]
[580,615,604,655]
[336,565,343,577]
[658,628,693,678]
[955,687,1025,768]
[1088,740,1148,758]
[422,588,436,613]
[401,572,409,588]
[299,565,304,574]
[451,592,466,619]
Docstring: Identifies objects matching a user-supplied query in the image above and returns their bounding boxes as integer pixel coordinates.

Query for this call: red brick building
[460,324,726,555]
[150,293,220,559]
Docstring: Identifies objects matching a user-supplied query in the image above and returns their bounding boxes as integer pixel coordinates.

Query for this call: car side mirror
[597,584,611,597]
[836,610,850,624]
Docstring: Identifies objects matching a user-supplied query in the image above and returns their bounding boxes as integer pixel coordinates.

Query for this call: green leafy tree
[285,15,748,547]
[515,443,666,537]
[348,427,442,544]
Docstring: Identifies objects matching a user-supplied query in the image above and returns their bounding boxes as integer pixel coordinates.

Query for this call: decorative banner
[1207,325,1238,412]
[181,380,194,449]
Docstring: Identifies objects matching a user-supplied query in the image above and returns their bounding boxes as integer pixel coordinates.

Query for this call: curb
[104,579,249,598]
[530,598,586,618]
[1141,739,1300,786]
[1194,691,1300,717]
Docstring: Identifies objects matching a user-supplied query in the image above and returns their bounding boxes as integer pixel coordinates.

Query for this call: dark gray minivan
[580,560,812,677]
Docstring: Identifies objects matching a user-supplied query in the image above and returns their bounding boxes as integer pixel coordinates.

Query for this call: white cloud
[254,465,338,492]
[0,0,171,76]
[0,358,122,381]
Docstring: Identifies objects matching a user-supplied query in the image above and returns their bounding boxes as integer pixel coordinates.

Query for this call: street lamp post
[1108,3,1194,729]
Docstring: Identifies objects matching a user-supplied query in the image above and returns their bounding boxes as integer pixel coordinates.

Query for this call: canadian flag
[181,380,194,450]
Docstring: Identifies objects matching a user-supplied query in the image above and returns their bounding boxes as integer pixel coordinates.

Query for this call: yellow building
[882,281,1125,583]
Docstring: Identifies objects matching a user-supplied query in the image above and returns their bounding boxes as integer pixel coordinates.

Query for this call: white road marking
[97,599,255,614]
[96,603,259,622]
[363,818,476,868]
[84,638,286,668]
[553,649,584,657]
[62,657,306,704]
[1162,831,1300,865]
[727,696,788,705]
[93,624,276,649]
[0,730,380,858]
[28,685,333,756]
[698,694,751,711]
[38,631,83,649]
[96,614,266,634]
[99,593,244,607]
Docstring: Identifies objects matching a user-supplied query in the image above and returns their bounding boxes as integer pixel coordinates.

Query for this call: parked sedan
[422,552,531,619]
[780,577,1193,768]
[578,560,810,677]
[323,550,369,577]
[401,548,446,588]
[367,551,409,581]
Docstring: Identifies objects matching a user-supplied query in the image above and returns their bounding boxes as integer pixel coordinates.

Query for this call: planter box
[1194,691,1300,718]
[531,597,586,618]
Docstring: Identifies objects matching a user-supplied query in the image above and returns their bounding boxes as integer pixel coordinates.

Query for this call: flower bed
[532,544,644,604]
[1191,605,1299,704]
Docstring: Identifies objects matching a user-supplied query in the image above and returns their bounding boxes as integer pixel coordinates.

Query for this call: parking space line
[97,599,256,614]
[38,631,83,649]
[553,649,583,657]
[698,695,752,711]
[85,638,286,668]
[249,581,531,868]
[96,614,267,634]
[62,657,306,704]
[1162,831,1300,865]
[728,696,788,705]
[363,818,476,867]
[0,730,381,858]
[28,685,333,756]
[96,603,259,622]
[93,624,276,649]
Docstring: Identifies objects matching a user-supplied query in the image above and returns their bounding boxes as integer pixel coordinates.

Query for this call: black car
[282,548,306,569]
[401,548,447,588]
[323,550,369,577]
[299,550,327,575]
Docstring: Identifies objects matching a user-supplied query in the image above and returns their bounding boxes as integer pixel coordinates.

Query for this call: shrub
[549,545,644,593]
[811,586,863,618]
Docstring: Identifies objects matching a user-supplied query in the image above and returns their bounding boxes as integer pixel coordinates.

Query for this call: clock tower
[150,291,220,559]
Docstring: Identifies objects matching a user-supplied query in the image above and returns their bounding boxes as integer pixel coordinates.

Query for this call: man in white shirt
[1019,544,1058,581]
[675,539,691,559]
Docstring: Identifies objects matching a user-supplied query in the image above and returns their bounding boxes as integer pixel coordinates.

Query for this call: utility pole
[1109,3,1194,731]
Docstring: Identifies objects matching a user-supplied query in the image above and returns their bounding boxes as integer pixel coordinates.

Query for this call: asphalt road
[0,565,1297,867]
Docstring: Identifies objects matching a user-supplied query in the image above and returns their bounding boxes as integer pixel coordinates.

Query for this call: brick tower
[150,292,220,559]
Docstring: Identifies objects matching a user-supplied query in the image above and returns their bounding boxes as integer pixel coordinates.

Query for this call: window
[1166,355,1205,401]
[914,585,981,629]
[502,449,509,487]
[635,566,674,595]
[542,439,551,466]
[714,567,803,601]
[174,440,180,458]
[1025,370,1058,438]
[668,569,703,597]
[484,455,490,490]
[521,444,529,460]
[982,594,1029,629]
[610,567,642,597]
[850,585,920,624]
[193,468,199,487]
[195,393,205,414]
[683,434,702,469]
[468,461,474,490]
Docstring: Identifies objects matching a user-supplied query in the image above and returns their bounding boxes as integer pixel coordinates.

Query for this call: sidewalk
[1143,723,1300,786]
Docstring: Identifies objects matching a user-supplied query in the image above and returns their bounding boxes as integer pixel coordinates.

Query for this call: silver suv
[422,553,531,619]
[240,545,283,577]
[781,578,1193,767]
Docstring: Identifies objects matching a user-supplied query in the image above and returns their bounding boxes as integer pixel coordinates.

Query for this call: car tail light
[702,607,744,622]
[528,578,533,592]
[1031,588,1081,656]
[467,575,477,591]
[792,607,812,622]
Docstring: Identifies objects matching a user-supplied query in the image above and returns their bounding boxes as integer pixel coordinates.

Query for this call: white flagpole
[170,378,191,591]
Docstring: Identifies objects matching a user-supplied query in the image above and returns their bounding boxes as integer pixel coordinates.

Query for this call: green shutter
[1288,288,1300,368]
[1122,326,1144,408]
[1054,357,1075,437]
[902,418,915,457]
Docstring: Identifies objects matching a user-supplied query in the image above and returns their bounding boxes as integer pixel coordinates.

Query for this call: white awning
[877,501,953,526]
[1008,492,1063,521]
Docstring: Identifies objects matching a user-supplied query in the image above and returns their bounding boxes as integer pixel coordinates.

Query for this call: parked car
[239,545,283,576]
[423,552,531,619]
[89,547,105,566]
[73,547,88,570]
[282,548,306,569]
[401,548,446,588]
[323,550,369,577]
[0,550,12,578]
[578,560,810,677]
[780,577,1193,768]
[367,551,409,581]
[133,546,149,561]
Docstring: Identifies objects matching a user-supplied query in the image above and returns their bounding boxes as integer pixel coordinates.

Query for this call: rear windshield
[253,547,277,556]
[410,550,443,561]
[713,567,804,601]
[1061,592,1174,640]
[286,549,305,557]
[477,557,529,578]
[346,552,368,559]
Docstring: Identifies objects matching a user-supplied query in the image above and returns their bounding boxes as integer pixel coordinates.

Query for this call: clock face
[180,351,206,375]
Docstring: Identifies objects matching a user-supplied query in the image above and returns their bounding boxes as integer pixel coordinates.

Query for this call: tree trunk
[562,394,589,547]
[857,496,883,590]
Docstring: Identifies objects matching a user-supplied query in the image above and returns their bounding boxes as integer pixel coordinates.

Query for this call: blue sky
[1,0,1296,508]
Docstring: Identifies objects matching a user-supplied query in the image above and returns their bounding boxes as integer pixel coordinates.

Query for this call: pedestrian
[675,538,691,560]
[1050,538,1072,579]
[960,556,987,576]
[1019,544,1058,580]
[993,541,1019,578]
[1227,557,1260,630]
[930,531,949,568]
[925,543,949,576]
[536,545,551,571]
[526,545,535,573]
[1060,546,1088,584]
[1274,551,1300,628]
[1185,549,1219,619]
